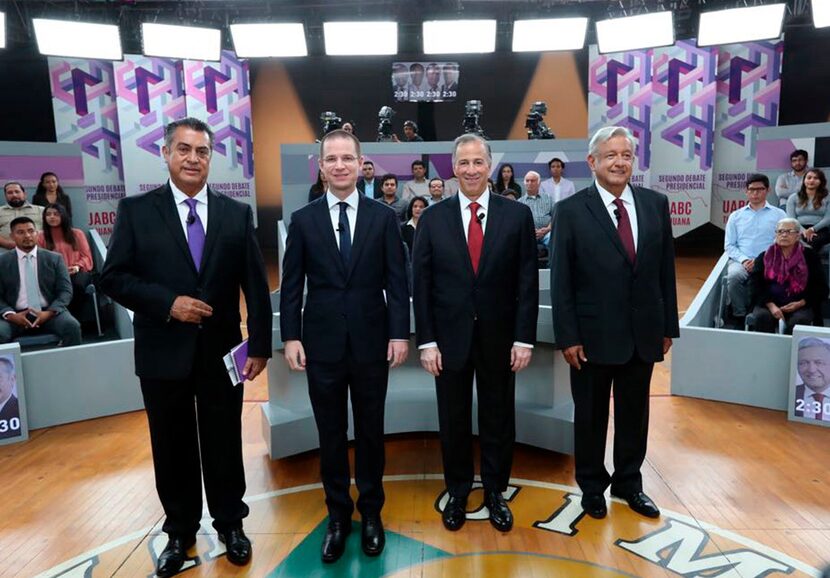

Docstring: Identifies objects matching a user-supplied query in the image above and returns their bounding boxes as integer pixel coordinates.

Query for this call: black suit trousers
[569,354,654,497]
[435,324,516,497]
[306,347,389,523]
[139,336,247,538]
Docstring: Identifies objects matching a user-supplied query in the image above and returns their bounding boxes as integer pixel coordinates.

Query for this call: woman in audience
[786,168,830,251]
[748,217,827,334]
[495,163,522,196]
[33,171,73,217]
[401,196,427,258]
[308,170,327,203]
[38,203,94,315]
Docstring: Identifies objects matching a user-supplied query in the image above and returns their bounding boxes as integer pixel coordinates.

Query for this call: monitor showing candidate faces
[393,61,459,102]
[793,336,830,425]
[0,355,24,442]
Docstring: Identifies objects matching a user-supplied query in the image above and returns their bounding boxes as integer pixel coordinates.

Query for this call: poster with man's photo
[789,329,830,427]
[0,345,28,444]
[392,61,459,102]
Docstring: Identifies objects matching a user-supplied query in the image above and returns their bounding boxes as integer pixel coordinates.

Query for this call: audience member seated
[400,196,427,258]
[724,174,786,328]
[0,182,43,251]
[357,160,379,198]
[308,170,327,203]
[495,163,522,196]
[518,171,554,251]
[402,160,429,202]
[540,157,576,202]
[37,203,94,317]
[378,173,407,221]
[502,189,518,201]
[786,168,830,252]
[775,149,810,208]
[748,217,828,334]
[32,172,73,218]
[427,177,446,205]
[0,217,81,347]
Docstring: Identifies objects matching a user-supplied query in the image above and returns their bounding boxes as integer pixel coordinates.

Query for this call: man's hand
[420,346,443,377]
[535,228,546,240]
[5,312,32,329]
[387,341,409,368]
[767,303,784,320]
[242,356,268,381]
[170,296,213,323]
[32,310,55,328]
[742,259,754,273]
[284,340,306,371]
[562,345,587,370]
[663,337,673,355]
[510,345,532,372]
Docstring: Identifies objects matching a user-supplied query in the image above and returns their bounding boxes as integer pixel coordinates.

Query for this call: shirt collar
[170,179,208,205]
[326,189,360,210]
[459,189,490,212]
[15,246,37,260]
[596,181,634,207]
[741,201,775,212]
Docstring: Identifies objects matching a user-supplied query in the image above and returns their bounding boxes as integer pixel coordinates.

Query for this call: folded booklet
[223,340,248,386]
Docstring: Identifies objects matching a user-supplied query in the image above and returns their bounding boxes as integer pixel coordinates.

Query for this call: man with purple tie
[101,118,272,577]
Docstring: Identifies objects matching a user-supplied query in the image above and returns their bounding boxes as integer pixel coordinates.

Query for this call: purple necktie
[613,198,636,264]
[185,198,206,271]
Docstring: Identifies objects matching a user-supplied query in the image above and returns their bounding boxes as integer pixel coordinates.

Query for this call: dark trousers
[436,325,516,498]
[306,351,389,523]
[68,270,92,317]
[749,304,815,335]
[139,343,247,538]
[569,354,654,497]
[0,311,81,346]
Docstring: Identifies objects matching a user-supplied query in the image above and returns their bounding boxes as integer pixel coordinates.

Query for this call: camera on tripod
[319,111,342,136]
[462,100,486,138]
[525,101,555,140]
[377,106,396,142]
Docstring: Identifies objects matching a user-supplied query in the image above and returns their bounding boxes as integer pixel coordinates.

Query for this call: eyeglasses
[747,186,767,192]
[775,229,800,236]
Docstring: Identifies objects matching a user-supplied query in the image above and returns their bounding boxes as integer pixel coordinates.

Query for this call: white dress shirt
[326,190,359,247]
[14,246,48,311]
[170,180,209,236]
[596,181,638,251]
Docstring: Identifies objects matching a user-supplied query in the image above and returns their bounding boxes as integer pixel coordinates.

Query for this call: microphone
[186,213,196,226]
[613,208,621,223]
[476,212,485,224]
[336,224,342,232]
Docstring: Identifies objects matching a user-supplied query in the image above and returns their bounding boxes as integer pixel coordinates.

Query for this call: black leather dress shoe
[156,535,196,578]
[485,491,513,532]
[611,491,660,518]
[321,520,351,563]
[361,517,385,556]
[218,527,252,566]
[581,494,607,519]
[442,495,468,531]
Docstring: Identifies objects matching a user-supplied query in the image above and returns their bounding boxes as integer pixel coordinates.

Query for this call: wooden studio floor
[0,249,828,578]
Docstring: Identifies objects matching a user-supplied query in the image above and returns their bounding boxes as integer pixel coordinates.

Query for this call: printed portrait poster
[0,349,29,445]
[789,330,830,428]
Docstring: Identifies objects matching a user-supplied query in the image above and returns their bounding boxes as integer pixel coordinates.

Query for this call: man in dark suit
[0,217,80,347]
[0,356,21,440]
[412,134,538,533]
[551,125,679,520]
[280,129,409,562]
[100,117,272,577]
[356,160,379,199]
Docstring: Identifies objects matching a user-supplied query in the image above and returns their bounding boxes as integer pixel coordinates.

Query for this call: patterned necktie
[184,198,206,271]
[814,393,826,421]
[24,254,42,311]
[338,202,351,265]
[468,201,483,274]
[612,198,636,264]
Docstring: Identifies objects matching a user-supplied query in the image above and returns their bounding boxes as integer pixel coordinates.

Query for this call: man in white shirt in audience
[0,183,43,251]
[402,160,429,202]
[357,161,379,199]
[540,158,576,203]
[775,149,810,208]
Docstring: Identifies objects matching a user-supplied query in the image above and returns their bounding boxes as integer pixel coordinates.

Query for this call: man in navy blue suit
[280,129,410,563]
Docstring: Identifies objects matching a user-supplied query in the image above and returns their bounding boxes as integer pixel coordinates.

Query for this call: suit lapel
[311,197,347,277]
[199,188,222,275]
[346,196,375,282]
[585,185,632,265]
[477,195,503,277]
[153,185,196,272]
[445,195,475,278]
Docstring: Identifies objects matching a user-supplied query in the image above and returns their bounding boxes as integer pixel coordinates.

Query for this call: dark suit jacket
[412,193,539,371]
[280,194,410,364]
[0,394,20,439]
[100,184,272,380]
[0,248,72,316]
[551,185,679,365]
[357,178,380,199]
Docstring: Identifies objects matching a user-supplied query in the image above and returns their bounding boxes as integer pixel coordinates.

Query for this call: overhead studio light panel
[323,21,397,55]
[512,18,589,52]
[33,18,123,60]
[230,23,308,57]
[697,4,786,46]
[142,22,221,61]
[595,11,674,54]
[423,20,497,54]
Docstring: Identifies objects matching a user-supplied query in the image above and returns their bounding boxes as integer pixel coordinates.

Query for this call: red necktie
[468,201,483,274]
[613,198,636,264]
[814,393,826,421]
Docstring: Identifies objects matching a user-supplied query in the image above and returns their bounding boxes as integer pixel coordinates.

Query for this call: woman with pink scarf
[748,217,828,334]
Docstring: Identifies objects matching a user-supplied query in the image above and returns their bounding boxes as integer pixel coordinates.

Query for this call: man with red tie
[551,126,679,521]
[412,134,538,533]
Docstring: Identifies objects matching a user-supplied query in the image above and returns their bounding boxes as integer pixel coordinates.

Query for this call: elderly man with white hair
[518,170,554,249]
